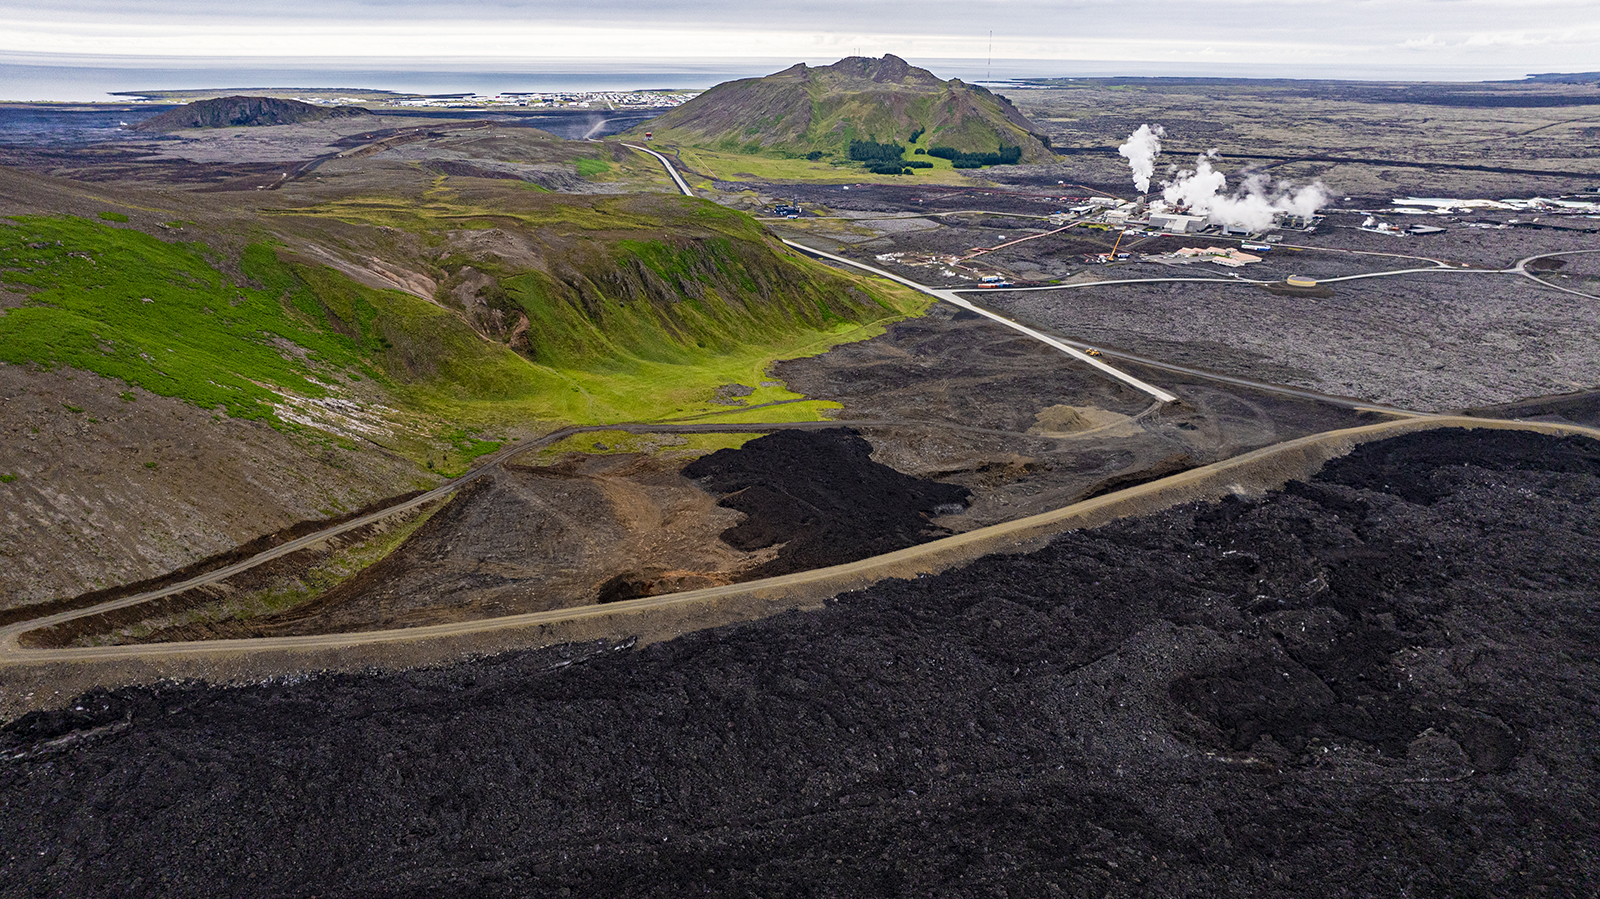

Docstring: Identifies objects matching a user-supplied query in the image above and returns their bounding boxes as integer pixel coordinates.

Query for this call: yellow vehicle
[1086,348,1103,357]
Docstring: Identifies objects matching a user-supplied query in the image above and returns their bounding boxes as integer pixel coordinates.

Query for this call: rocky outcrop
[134,96,372,132]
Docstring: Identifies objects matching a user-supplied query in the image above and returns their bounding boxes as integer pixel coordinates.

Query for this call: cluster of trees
[849,138,919,174]
[848,136,991,174]
[847,140,906,163]
[927,144,1024,168]
[863,160,936,174]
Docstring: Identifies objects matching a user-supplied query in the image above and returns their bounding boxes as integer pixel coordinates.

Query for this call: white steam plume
[1117,124,1165,194]
[1162,152,1330,230]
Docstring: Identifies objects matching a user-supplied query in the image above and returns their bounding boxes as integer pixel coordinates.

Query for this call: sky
[4,0,1600,99]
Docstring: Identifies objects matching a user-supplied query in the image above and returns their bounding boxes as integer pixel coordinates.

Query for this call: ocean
[0,54,1536,147]
[1,55,1532,105]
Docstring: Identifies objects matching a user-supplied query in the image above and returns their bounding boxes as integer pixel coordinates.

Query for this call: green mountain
[636,55,1053,163]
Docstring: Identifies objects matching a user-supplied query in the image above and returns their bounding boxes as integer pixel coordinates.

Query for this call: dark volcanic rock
[133,96,372,132]
[682,427,971,576]
[2,427,1598,897]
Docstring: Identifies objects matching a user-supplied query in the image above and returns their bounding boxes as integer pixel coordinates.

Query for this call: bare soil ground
[23,301,1376,645]
[778,304,1377,523]
[0,363,427,609]
[79,452,765,641]
[3,428,1595,897]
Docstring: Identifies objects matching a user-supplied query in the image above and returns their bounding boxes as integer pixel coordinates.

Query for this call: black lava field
[683,427,972,578]
[2,428,1597,898]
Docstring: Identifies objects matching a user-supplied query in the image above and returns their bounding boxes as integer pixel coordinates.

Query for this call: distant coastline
[0,103,667,148]
[0,54,1557,104]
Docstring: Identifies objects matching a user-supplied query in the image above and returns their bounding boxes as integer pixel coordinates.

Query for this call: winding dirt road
[6,416,1597,670]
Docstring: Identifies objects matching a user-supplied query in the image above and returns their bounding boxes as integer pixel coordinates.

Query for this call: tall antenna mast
[987,31,993,83]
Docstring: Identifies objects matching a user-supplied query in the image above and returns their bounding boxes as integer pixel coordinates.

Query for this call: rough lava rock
[134,96,372,132]
[1,428,1596,897]
[682,427,972,577]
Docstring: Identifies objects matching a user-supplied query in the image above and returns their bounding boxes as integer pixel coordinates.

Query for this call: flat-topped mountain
[637,55,1053,164]
[134,95,373,132]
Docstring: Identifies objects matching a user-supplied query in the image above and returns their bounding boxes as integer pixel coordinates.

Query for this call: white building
[1148,213,1207,233]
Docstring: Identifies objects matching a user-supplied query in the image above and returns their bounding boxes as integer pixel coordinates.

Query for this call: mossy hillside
[395,307,905,428]
[0,216,376,422]
[286,240,901,430]
[284,189,928,394]
[496,234,890,370]
[1,212,929,437]
[0,215,554,434]
[274,189,762,245]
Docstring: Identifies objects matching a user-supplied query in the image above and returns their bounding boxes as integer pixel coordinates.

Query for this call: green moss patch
[575,157,611,178]
[0,216,379,422]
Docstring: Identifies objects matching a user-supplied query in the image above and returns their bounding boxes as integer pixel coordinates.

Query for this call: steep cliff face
[636,55,1053,163]
[134,96,372,131]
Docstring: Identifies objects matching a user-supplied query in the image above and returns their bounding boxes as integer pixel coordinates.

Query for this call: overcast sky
[4,0,1599,79]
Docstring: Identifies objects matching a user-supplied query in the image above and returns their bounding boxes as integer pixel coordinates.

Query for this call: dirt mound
[2,427,1597,896]
[682,428,971,576]
[1032,403,1089,431]
[1262,281,1337,298]
[1028,403,1138,437]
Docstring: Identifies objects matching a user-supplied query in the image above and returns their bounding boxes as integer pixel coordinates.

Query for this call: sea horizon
[0,52,1555,104]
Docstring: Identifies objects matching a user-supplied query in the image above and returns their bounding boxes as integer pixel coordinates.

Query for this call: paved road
[619,141,1179,405]
[1512,249,1600,300]
[975,264,1503,293]
[954,249,1600,299]
[779,240,1180,404]
[942,251,1600,412]
[622,142,695,196]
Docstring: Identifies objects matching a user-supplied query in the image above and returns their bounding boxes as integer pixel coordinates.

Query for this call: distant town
[111,87,700,110]
[285,91,695,110]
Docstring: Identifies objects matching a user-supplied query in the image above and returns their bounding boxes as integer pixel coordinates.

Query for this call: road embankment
[3,414,1597,718]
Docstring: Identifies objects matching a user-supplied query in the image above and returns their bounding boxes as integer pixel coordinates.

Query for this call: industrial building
[1148,212,1207,233]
